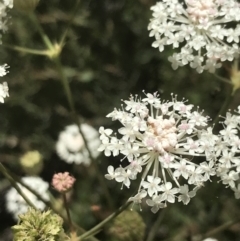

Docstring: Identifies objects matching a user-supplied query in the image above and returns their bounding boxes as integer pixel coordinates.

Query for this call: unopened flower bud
[52,172,76,193]
[14,0,40,12]
[20,150,43,175]
[107,210,146,241]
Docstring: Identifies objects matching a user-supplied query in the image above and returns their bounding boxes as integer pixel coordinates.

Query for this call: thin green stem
[59,0,81,47]
[79,201,131,240]
[0,163,36,209]
[214,74,232,85]
[29,12,54,50]
[53,56,114,209]
[63,193,74,232]
[146,209,166,241]
[212,85,234,129]
[53,57,75,113]
[193,217,240,241]
[203,217,240,238]
[3,44,49,56]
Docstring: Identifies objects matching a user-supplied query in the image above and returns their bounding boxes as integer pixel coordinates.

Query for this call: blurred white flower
[0,64,9,77]
[0,0,12,100]
[0,1,13,34]
[0,81,9,103]
[216,107,240,195]
[5,176,49,220]
[202,238,218,241]
[99,92,218,212]
[148,0,240,73]
[56,123,100,165]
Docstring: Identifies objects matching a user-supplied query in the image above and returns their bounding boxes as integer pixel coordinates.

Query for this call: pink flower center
[145,117,178,153]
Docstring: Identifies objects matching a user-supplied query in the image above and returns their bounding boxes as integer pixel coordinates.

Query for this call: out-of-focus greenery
[0,0,240,241]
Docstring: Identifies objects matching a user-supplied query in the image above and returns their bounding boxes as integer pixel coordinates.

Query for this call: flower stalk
[0,163,36,209]
[79,201,131,240]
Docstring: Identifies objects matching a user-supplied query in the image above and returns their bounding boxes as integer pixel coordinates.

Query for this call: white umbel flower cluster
[148,0,240,73]
[56,124,100,165]
[0,0,13,34]
[0,0,12,102]
[5,176,50,220]
[216,107,240,199]
[98,92,218,212]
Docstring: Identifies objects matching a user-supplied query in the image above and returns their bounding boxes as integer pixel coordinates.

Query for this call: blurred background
[0,0,240,240]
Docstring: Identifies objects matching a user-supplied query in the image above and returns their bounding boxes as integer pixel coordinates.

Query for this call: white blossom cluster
[0,0,13,35]
[56,124,100,165]
[98,92,218,213]
[5,176,50,220]
[216,107,240,199]
[0,0,12,102]
[148,0,240,73]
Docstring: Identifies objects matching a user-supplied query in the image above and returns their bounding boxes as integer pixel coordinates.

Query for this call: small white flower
[105,165,116,180]
[142,176,162,197]
[56,124,100,165]
[5,176,49,220]
[146,195,166,213]
[178,184,196,205]
[159,182,179,203]
[128,190,147,211]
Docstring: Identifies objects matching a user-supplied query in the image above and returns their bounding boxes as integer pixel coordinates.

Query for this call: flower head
[148,0,240,73]
[52,172,76,193]
[12,208,66,241]
[99,92,217,212]
[5,176,50,220]
[56,123,100,165]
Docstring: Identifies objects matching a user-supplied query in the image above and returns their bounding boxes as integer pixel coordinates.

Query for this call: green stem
[29,12,54,50]
[59,0,81,47]
[3,44,49,56]
[214,74,232,85]
[0,163,36,209]
[194,217,240,241]
[63,193,74,232]
[53,56,75,113]
[146,209,166,241]
[212,85,234,129]
[79,201,131,240]
[53,56,114,210]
